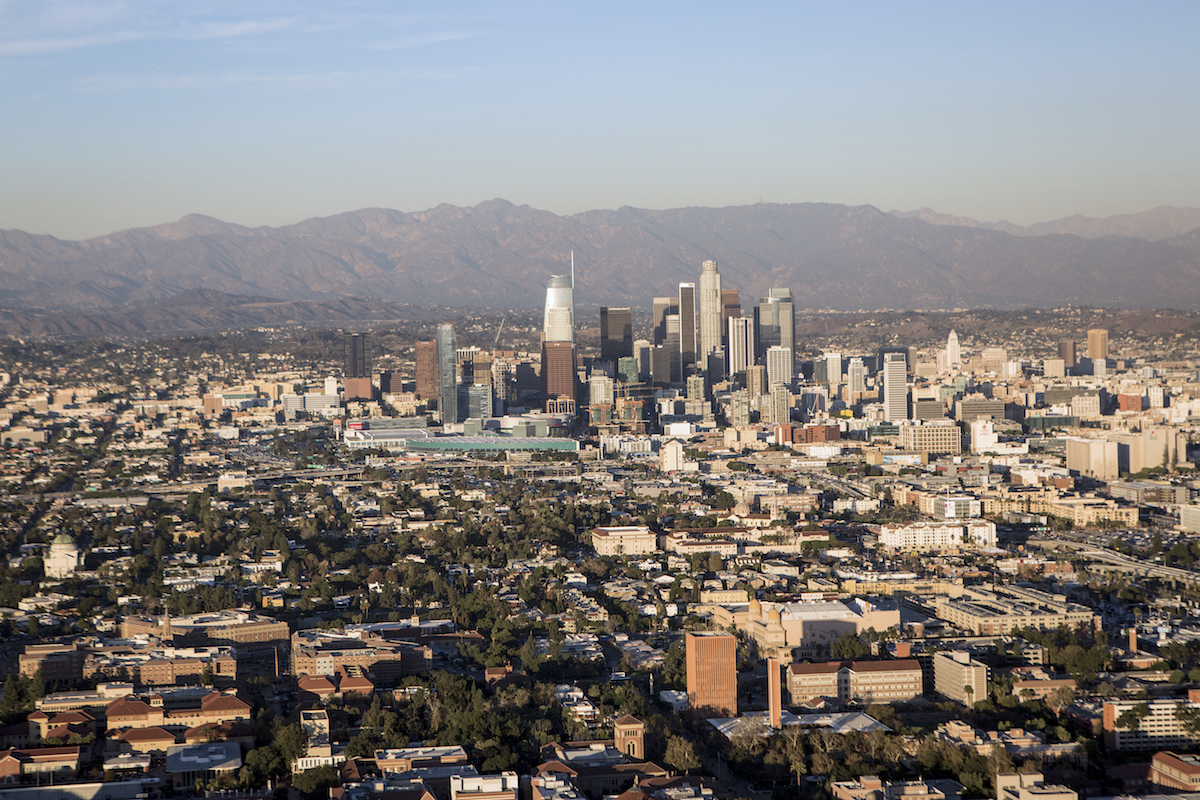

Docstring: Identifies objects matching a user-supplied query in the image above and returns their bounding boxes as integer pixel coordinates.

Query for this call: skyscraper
[664,313,682,383]
[686,631,737,717]
[946,329,961,367]
[678,283,696,374]
[436,324,458,425]
[600,306,633,364]
[1088,328,1109,362]
[848,357,866,394]
[544,275,574,342]
[698,260,723,365]
[824,352,842,388]
[652,296,676,346]
[756,295,782,358]
[415,340,437,402]
[541,341,577,408]
[721,289,740,351]
[769,288,794,360]
[727,315,755,381]
[1058,339,1077,369]
[343,332,368,379]
[882,351,908,423]
[766,345,792,388]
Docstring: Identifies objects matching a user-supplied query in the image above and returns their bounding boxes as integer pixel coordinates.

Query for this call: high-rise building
[415,340,437,402]
[541,341,577,408]
[600,307,633,364]
[727,316,755,381]
[698,261,723,364]
[343,333,369,379]
[721,289,740,351]
[633,339,651,382]
[882,352,908,422]
[1058,339,1077,369]
[686,631,737,717]
[544,275,574,342]
[436,324,458,425]
[848,357,866,394]
[678,283,697,374]
[466,383,493,420]
[1088,328,1109,362]
[824,352,842,388]
[756,296,782,359]
[745,365,767,398]
[766,346,792,388]
[664,313,682,383]
[769,287,794,361]
[652,297,676,346]
[946,330,961,367]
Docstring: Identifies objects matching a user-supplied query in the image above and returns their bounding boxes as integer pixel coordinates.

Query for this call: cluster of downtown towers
[397,260,799,424]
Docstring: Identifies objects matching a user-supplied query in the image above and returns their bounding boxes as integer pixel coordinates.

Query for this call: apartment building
[1103,698,1200,751]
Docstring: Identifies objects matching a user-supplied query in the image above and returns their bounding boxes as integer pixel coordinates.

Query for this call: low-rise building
[787,659,923,706]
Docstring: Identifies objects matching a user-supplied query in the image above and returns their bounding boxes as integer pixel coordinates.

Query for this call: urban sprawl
[8,260,1200,800]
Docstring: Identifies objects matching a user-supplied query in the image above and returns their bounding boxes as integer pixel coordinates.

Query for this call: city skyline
[1,3,1198,239]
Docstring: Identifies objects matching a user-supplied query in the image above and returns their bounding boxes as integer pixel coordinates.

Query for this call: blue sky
[2,1,1198,239]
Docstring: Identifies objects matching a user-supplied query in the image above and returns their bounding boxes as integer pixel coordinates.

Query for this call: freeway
[1030,537,1200,585]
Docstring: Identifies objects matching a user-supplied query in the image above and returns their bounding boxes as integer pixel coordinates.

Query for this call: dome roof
[51,533,76,547]
[768,607,782,623]
[748,598,762,615]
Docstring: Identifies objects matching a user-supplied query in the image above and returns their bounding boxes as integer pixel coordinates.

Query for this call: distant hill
[0,289,439,337]
[4,200,1200,313]
[889,205,1200,242]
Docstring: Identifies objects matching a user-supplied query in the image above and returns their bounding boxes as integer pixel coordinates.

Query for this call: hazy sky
[2,1,1199,239]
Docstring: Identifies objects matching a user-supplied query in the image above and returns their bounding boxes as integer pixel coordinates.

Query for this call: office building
[466,383,493,420]
[721,289,740,350]
[766,346,792,388]
[344,333,369,379]
[544,275,574,343]
[726,316,755,381]
[882,352,908,422]
[414,341,437,401]
[698,261,723,364]
[664,313,682,383]
[600,307,633,364]
[897,420,962,454]
[541,341,577,409]
[633,339,651,381]
[491,359,514,414]
[1058,339,1077,369]
[1087,328,1109,362]
[652,297,676,346]
[686,632,736,717]
[589,526,658,556]
[745,365,767,398]
[848,357,865,394]
[678,283,696,374]
[436,324,458,425]
[823,352,842,388]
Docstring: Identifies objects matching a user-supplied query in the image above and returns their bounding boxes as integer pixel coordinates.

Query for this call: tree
[831,632,870,660]
[291,766,338,799]
[663,735,701,774]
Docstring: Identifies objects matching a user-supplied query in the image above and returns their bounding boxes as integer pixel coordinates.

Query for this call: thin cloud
[0,13,299,57]
[368,30,479,50]
[74,68,449,92]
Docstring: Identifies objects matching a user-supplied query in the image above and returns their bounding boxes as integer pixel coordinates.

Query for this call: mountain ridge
[3,200,1200,313]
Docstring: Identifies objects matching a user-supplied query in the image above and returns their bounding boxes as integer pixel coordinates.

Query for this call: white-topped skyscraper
[698,260,723,367]
[947,329,961,368]
[544,273,574,343]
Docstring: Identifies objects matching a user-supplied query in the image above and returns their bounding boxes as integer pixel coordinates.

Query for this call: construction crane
[493,315,506,347]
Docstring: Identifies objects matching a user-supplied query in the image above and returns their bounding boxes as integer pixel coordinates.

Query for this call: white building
[589,526,659,557]
[876,520,997,551]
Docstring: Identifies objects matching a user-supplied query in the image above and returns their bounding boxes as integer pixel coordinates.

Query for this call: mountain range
[3,201,1200,317]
